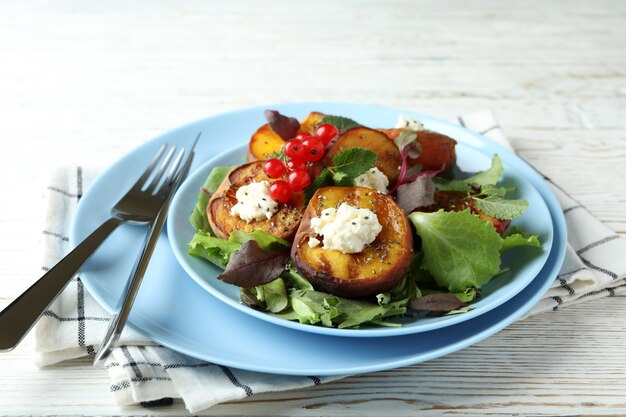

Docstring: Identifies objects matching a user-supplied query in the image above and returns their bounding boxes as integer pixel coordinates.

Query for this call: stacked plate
[71,103,567,376]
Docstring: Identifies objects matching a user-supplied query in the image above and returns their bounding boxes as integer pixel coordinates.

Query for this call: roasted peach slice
[379,128,457,175]
[207,161,305,241]
[325,127,403,184]
[299,111,326,134]
[247,112,327,161]
[291,186,413,298]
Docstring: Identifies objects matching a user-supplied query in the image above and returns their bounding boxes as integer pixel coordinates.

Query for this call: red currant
[269,180,292,203]
[284,139,306,160]
[287,169,311,191]
[295,132,313,141]
[315,123,338,145]
[301,136,325,162]
[263,158,286,179]
[287,158,307,171]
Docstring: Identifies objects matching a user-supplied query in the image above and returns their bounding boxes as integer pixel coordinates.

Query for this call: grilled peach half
[325,127,403,184]
[207,161,305,241]
[291,186,413,298]
[247,112,326,161]
[379,128,457,176]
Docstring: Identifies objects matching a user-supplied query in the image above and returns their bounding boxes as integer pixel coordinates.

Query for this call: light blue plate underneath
[71,103,567,375]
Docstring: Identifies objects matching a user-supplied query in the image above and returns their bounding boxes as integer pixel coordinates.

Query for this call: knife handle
[0,217,123,351]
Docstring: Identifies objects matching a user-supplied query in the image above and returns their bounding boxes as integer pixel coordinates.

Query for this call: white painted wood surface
[0,0,625,415]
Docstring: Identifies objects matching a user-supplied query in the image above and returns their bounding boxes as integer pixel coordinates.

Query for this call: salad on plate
[186,110,541,329]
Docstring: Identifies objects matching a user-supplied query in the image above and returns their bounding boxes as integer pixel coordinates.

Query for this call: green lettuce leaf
[187,229,288,268]
[189,165,234,232]
[464,154,503,186]
[472,196,529,220]
[188,231,241,268]
[501,231,541,252]
[408,209,503,292]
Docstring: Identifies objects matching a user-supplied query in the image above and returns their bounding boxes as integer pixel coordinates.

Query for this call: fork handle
[0,217,124,351]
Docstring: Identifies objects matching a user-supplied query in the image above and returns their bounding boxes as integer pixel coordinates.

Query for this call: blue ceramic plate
[71,103,567,375]
[166,106,553,337]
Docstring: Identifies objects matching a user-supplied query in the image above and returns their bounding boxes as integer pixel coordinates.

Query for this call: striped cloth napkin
[33,111,626,412]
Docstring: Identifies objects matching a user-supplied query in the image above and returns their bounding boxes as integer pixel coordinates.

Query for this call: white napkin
[33,112,626,412]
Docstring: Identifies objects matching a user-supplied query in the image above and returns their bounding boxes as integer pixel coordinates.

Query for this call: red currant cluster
[264,123,338,203]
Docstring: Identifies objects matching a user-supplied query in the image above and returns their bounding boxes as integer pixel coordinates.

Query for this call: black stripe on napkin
[43,310,109,322]
[479,124,501,135]
[76,278,87,349]
[558,279,575,295]
[219,366,253,396]
[308,376,322,385]
[576,235,621,255]
[110,376,172,393]
[563,205,582,214]
[46,186,81,198]
[42,230,70,242]
[578,256,618,280]
[552,296,563,311]
[121,346,145,380]
[557,268,585,279]
[76,166,83,200]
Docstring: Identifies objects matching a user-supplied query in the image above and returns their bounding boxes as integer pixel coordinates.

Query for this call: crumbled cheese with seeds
[230,181,278,223]
[310,203,382,254]
[395,115,424,131]
[354,167,389,194]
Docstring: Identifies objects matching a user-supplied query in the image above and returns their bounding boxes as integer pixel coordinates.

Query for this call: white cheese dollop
[230,181,278,223]
[354,167,389,194]
[395,115,424,131]
[309,203,382,254]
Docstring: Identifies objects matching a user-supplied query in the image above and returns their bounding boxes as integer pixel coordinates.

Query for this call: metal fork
[0,137,197,351]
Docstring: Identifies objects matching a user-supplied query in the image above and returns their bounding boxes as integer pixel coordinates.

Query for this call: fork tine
[157,148,185,194]
[144,145,177,193]
[136,143,168,188]
[159,132,201,195]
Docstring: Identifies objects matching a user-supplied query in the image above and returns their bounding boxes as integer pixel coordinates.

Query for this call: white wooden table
[1,1,625,415]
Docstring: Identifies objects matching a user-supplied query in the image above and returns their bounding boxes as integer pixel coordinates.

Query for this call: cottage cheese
[395,115,424,131]
[309,203,382,253]
[230,181,278,223]
[354,167,389,194]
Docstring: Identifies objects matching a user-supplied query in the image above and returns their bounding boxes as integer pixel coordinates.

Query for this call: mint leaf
[472,196,528,219]
[304,169,333,203]
[465,154,503,186]
[332,170,354,186]
[331,147,377,177]
[189,165,234,232]
[501,232,541,252]
[318,115,360,132]
[408,210,503,292]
